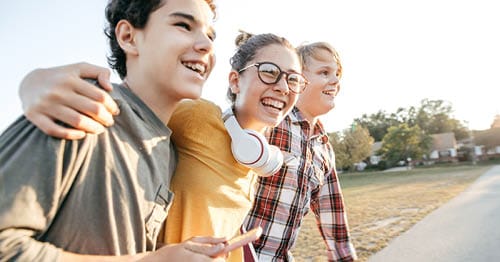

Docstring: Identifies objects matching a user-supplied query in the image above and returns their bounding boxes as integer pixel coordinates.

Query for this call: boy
[0,0,227,260]
[244,42,358,261]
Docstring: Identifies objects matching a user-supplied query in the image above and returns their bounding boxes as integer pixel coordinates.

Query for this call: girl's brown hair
[227,30,296,102]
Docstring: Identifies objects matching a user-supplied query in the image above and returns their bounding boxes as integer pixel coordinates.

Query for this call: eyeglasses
[238,62,307,94]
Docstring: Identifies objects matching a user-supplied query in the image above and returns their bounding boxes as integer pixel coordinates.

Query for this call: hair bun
[235,30,255,47]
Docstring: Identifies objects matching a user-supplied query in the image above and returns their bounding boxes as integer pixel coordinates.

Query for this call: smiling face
[230,44,301,132]
[130,0,216,104]
[296,48,341,121]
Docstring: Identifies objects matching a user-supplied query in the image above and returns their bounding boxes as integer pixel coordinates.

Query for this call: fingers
[189,236,228,244]
[184,238,227,258]
[19,62,118,139]
[72,62,113,92]
[25,99,107,139]
[70,80,118,125]
[48,103,106,134]
[67,63,119,117]
[148,243,226,262]
[42,62,118,121]
[30,115,87,140]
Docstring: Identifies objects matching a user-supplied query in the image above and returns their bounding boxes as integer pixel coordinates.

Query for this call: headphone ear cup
[231,129,269,167]
[223,112,266,166]
[253,145,284,176]
[222,109,283,176]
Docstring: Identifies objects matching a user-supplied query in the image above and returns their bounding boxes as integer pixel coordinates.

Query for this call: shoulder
[175,98,221,115]
[0,116,95,151]
[0,116,98,178]
[171,99,222,124]
[169,99,226,144]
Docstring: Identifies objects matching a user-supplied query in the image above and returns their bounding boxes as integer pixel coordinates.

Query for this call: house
[429,132,458,162]
[369,141,383,165]
[368,133,459,165]
[473,127,500,160]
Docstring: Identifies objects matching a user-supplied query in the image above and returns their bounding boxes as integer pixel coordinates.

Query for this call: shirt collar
[289,107,330,144]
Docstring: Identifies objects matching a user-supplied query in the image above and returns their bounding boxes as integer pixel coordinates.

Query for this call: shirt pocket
[145,184,174,242]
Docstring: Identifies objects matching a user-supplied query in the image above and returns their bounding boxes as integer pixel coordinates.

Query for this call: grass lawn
[291,163,495,261]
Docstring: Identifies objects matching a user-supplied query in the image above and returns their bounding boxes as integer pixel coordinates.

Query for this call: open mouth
[322,90,337,96]
[182,61,207,76]
[261,97,285,110]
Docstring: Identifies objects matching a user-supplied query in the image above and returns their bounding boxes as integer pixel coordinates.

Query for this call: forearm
[59,251,150,262]
[325,242,356,262]
[315,215,357,261]
[0,233,147,262]
[314,176,357,260]
[0,229,61,261]
[0,232,145,262]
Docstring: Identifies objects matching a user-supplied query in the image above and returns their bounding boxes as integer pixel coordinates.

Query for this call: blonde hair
[297,42,342,78]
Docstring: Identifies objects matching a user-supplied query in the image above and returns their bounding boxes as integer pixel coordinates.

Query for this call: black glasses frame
[238,62,308,94]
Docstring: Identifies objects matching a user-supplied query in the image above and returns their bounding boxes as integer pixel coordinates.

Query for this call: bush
[376,160,387,170]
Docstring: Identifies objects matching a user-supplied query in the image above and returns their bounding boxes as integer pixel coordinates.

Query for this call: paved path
[382,166,411,172]
[369,165,500,262]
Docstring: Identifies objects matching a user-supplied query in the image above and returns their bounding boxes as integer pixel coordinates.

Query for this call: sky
[1,0,499,134]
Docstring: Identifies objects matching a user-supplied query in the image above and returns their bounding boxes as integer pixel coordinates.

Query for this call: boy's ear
[228,71,240,94]
[115,20,138,56]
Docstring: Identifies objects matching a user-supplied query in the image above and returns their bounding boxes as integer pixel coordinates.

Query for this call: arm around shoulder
[18,63,118,140]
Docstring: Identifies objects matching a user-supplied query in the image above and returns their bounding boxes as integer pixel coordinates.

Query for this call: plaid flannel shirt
[244,107,357,261]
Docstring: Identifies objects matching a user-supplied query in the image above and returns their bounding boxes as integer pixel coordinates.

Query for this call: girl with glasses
[16,31,304,261]
[165,31,303,261]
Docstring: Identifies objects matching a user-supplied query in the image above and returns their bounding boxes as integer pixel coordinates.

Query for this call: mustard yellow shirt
[166,99,258,261]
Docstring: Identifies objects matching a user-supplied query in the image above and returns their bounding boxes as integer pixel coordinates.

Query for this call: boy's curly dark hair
[104,0,216,79]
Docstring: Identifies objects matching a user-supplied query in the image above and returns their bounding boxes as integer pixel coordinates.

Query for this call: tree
[356,99,470,142]
[354,111,400,141]
[329,132,349,170]
[414,99,469,140]
[329,126,374,171]
[474,128,500,151]
[378,123,432,167]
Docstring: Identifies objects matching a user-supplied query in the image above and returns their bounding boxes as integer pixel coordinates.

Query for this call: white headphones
[222,108,284,176]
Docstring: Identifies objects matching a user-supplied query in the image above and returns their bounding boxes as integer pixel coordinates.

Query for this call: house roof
[474,127,500,147]
[431,132,457,151]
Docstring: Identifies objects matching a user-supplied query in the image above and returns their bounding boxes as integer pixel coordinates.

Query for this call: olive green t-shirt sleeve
[0,116,90,261]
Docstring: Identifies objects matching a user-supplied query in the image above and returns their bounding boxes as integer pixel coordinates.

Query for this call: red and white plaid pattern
[244,107,357,261]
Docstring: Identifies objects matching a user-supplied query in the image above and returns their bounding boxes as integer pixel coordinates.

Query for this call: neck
[296,105,320,136]
[233,110,267,134]
[123,75,178,125]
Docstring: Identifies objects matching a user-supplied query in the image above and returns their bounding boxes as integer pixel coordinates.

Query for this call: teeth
[323,90,336,96]
[182,62,206,74]
[262,98,285,110]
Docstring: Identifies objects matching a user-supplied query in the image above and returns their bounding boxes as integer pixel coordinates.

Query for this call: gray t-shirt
[0,84,176,261]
